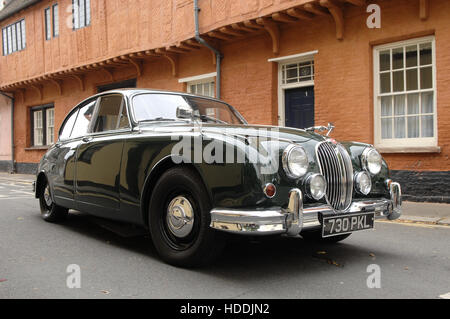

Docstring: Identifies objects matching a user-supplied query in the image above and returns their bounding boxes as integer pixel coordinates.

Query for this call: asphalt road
[0,177,449,299]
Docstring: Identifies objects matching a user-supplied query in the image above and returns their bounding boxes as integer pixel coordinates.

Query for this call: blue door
[284,86,314,129]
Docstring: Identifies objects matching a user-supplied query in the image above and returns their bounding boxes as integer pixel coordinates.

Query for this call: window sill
[25,146,50,151]
[377,146,441,154]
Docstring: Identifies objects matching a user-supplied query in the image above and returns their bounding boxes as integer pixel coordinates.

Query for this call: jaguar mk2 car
[34,89,402,267]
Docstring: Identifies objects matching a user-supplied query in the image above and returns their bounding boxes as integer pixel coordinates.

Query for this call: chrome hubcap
[166,196,194,238]
[44,185,52,207]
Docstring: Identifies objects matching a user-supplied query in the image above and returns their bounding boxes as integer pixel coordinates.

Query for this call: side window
[71,99,97,138]
[118,103,130,129]
[93,95,124,133]
[59,109,79,140]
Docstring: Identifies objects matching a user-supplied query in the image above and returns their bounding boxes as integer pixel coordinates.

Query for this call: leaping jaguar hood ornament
[306,122,335,137]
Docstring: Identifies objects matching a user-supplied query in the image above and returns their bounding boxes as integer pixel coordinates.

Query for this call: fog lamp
[355,171,372,195]
[307,174,327,200]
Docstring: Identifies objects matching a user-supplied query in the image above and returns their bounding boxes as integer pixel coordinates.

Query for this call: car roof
[95,88,222,103]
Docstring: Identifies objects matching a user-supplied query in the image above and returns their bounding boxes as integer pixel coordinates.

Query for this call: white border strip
[178,72,217,83]
[268,50,318,63]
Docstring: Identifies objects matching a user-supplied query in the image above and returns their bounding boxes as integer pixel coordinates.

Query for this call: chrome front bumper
[210,182,402,236]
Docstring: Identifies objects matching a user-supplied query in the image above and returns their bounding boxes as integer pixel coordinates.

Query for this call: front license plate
[322,213,375,238]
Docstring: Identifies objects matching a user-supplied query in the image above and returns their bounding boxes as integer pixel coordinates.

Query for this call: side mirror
[176,106,193,119]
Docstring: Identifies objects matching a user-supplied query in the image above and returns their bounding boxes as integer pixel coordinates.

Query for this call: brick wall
[3,0,450,195]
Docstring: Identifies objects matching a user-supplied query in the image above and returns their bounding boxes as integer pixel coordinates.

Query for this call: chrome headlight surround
[354,171,372,195]
[361,147,382,175]
[306,173,327,200]
[282,144,309,179]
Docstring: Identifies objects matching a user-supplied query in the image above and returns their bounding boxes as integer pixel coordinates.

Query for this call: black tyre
[301,230,351,243]
[149,167,226,267]
[39,178,68,223]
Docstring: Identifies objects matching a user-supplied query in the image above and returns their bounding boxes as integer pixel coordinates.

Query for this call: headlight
[306,174,327,200]
[282,145,309,179]
[362,148,382,175]
[355,171,372,195]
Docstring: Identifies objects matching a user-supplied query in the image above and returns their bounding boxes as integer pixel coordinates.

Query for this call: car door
[50,98,97,209]
[75,93,131,219]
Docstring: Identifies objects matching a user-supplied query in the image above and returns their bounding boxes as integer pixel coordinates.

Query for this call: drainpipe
[194,0,222,99]
[0,91,15,173]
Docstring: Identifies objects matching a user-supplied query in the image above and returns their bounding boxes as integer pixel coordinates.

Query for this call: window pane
[34,111,43,146]
[73,0,80,29]
[381,118,392,139]
[405,45,418,67]
[420,67,432,89]
[407,116,419,138]
[299,66,311,77]
[80,0,86,27]
[86,0,91,25]
[47,108,55,144]
[380,73,390,93]
[2,28,7,55]
[7,26,12,54]
[133,94,190,122]
[392,47,404,69]
[72,100,96,138]
[393,70,404,92]
[406,69,418,91]
[45,8,51,40]
[16,23,22,50]
[394,117,405,139]
[381,96,392,117]
[11,24,16,52]
[60,109,79,140]
[190,84,196,94]
[419,42,432,65]
[379,50,390,71]
[94,95,123,132]
[286,67,298,80]
[118,104,130,129]
[421,92,433,114]
[21,20,26,49]
[407,93,419,115]
[203,83,210,97]
[53,5,59,37]
[394,95,405,115]
[421,115,434,137]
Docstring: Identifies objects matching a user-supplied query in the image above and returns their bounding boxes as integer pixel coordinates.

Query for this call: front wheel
[301,230,351,243]
[149,167,225,267]
[39,179,68,222]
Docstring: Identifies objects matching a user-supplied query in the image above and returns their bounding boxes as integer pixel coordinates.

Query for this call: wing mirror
[176,106,193,119]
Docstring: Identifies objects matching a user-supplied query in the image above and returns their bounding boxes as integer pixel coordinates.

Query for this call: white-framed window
[281,60,314,85]
[374,36,437,150]
[179,72,216,98]
[72,0,91,30]
[2,19,26,56]
[188,81,215,98]
[31,104,55,147]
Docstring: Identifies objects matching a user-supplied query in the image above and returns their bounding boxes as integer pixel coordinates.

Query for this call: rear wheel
[301,230,351,243]
[39,179,68,222]
[149,167,225,267]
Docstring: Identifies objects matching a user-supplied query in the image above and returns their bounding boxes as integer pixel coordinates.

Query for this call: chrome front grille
[316,141,354,212]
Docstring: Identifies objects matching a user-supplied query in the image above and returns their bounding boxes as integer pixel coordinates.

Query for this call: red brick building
[0,0,449,202]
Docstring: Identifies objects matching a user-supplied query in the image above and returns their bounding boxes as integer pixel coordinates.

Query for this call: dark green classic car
[34,89,402,267]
